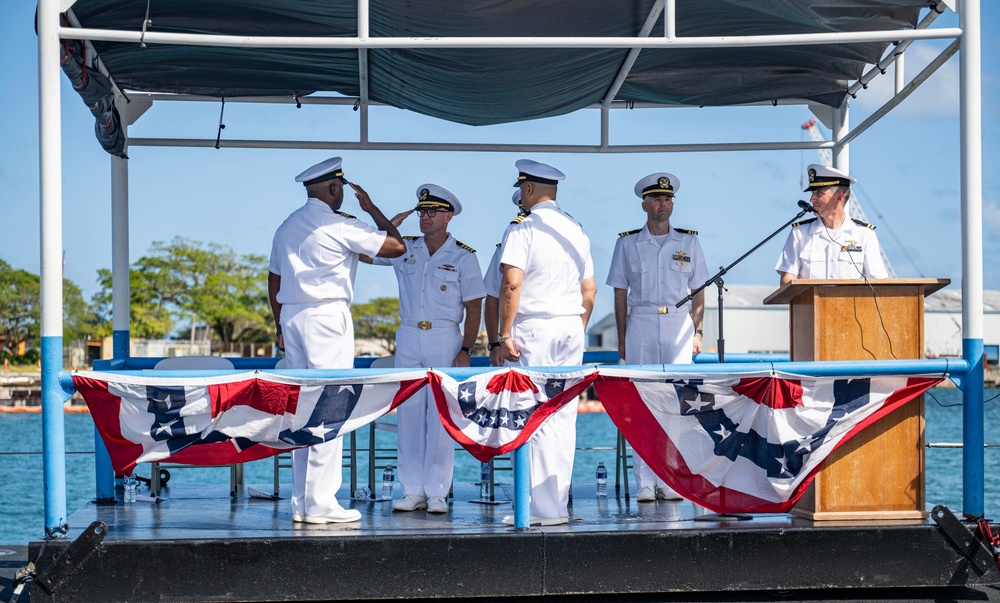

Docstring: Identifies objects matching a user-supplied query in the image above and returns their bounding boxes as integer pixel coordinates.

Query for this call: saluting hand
[349,182,376,213]
[390,210,414,228]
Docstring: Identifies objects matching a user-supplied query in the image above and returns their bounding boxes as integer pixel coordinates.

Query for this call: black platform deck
[23,482,1000,603]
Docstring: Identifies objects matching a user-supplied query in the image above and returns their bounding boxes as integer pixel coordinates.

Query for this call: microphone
[797,200,816,213]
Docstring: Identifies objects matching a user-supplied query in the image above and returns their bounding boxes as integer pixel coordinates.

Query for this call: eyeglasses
[416,209,449,218]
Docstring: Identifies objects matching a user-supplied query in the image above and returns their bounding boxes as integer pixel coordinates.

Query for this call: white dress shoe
[426,496,448,513]
[301,506,362,524]
[502,515,569,526]
[392,494,428,511]
[636,486,656,502]
[656,486,683,501]
[292,513,305,523]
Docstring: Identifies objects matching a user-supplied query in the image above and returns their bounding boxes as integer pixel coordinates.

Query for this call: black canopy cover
[62,0,926,154]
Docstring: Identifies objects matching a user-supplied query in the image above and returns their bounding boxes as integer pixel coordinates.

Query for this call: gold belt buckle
[657,306,669,314]
[417,321,432,330]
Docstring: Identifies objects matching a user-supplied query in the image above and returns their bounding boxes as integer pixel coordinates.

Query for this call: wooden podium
[763,278,949,520]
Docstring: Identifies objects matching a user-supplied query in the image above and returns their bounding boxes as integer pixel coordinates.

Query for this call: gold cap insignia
[808,169,816,182]
[419,188,430,201]
[658,176,670,189]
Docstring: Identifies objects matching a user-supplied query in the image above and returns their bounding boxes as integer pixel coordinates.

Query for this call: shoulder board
[509,215,527,225]
[334,210,356,219]
[852,218,876,230]
[455,240,477,253]
[674,228,698,236]
[402,235,419,241]
[791,218,817,228]
[618,228,641,238]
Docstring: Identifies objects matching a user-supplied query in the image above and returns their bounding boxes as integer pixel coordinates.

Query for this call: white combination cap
[414,183,462,216]
[513,159,566,187]
[511,189,522,207]
[804,164,856,192]
[295,156,346,186]
[634,173,680,199]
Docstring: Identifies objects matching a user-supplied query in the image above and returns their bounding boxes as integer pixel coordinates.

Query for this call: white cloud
[852,44,960,118]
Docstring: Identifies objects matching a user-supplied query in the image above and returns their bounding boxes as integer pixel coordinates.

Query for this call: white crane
[801,119,897,277]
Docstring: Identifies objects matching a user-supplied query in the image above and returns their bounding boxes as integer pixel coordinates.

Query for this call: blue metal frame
[42,336,69,536]
[962,338,985,517]
[67,357,965,529]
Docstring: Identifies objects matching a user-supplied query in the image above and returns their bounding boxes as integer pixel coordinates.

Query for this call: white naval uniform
[373,235,486,498]
[499,200,594,520]
[606,225,709,492]
[775,217,888,280]
[485,215,527,298]
[270,198,387,518]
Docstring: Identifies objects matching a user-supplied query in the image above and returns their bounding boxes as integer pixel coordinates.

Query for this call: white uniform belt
[402,319,459,330]
[630,305,680,315]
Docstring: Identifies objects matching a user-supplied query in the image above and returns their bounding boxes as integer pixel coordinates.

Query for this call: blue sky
[1,3,998,329]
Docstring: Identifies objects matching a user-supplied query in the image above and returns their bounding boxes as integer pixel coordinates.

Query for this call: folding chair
[150,356,241,497]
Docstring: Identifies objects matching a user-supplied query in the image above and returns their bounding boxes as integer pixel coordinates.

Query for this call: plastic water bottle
[381,465,395,500]
[479,462,491,499]
[595,462,608,498]
[124,474,137,504]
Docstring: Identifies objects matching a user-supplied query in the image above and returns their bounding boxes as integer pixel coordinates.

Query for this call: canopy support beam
[38,0,68,538]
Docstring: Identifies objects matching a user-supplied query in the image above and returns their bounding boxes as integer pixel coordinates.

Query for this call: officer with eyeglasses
[364,183,486,514]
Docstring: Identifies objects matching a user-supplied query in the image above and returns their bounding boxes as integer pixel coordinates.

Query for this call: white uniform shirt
[606,225,709,313]
[499,201,594,317]
[373,234,486,323]
[269,198,386,304]
[485,215,528,298]
[485,244,502,298]
[775,217,888,280]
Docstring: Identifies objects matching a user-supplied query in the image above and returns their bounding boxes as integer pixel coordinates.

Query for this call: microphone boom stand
[676,207,811,362]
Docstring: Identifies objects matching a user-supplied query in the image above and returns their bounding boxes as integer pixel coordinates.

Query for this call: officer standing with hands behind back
[497,159,597,526]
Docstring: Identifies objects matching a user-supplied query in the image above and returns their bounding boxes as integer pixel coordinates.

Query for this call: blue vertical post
[962,339,984,516]
[41,339,68,535]
[959,0,984,517]
[512,445,530,528]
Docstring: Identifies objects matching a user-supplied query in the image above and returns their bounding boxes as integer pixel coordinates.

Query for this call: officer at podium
[775,164,888,284]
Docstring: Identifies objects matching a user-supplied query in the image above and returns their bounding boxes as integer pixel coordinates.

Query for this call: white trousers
[394,324,461,498]
[281,301,353,518]
[625,311,694,491]
[510,314,584,519]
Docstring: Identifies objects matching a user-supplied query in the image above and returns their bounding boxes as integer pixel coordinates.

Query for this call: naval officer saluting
[269,156,406,524]
[776,164,888,284]
[365,184,486,514]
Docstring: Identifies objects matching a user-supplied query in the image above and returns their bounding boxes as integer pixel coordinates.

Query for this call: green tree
[0,260,95,355]
[352,297,401,354]
[91,238,271,343]
[0,259,40,355]
[91,268,175,338]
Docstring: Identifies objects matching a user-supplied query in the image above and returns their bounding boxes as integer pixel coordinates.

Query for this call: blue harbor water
[1,387,997,545]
